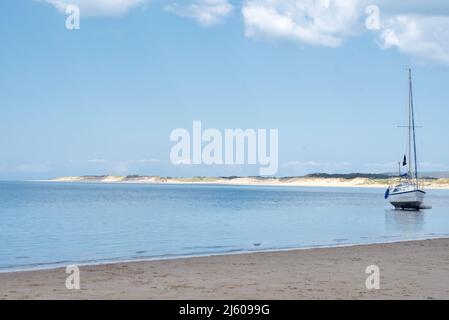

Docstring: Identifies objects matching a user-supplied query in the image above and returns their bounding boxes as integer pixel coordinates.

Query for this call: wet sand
[1,238,449,300]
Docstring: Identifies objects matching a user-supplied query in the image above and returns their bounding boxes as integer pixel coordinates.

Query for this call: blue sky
[1,0,449,179]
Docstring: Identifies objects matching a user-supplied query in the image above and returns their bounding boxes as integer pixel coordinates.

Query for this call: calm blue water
[1,181,449,272]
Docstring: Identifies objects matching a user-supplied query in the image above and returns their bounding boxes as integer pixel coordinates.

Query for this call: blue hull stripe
[390,190,426,196]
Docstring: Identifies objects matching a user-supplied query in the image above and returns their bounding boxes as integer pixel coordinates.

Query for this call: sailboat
[384,69,426,210]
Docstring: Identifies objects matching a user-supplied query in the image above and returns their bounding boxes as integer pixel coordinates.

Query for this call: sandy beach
[1,238,449,300]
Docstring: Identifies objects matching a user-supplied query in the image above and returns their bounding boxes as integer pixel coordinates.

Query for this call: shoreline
[1,235,448,275]
[2,238,449,299]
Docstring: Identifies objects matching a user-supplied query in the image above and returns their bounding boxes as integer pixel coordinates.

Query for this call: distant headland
[46,173,449,189]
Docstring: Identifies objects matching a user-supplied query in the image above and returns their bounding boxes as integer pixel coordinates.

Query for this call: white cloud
[242,0,361,47]
[72,159,161,175]
[38,0,449,66]
[378,14,449,65]
[370,0,449,16]
[364,161,398,168]
[75,158,160,164]
[135,159,161,163]
[14,162,52,173]
[167,0,233,26]
[420,161,449,170]
[86,158,107,163]
[241,0,449,65]
[283,160,319,167]
[43,0,148,16]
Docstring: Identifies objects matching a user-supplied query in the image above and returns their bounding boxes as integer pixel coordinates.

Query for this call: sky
[1,0,449,179]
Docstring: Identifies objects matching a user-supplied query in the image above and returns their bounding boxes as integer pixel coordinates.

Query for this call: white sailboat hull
[389,189,425,210]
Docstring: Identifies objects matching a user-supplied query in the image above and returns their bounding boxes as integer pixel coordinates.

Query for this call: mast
[409,68,419,186]
[408,70,412,177]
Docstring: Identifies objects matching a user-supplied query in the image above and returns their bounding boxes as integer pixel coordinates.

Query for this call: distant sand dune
[47,175,449,190]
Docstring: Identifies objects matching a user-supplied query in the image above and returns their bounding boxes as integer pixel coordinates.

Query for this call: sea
[1,181,449,272]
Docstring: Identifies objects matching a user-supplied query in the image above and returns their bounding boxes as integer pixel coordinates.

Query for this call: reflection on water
[385,210,426,234]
